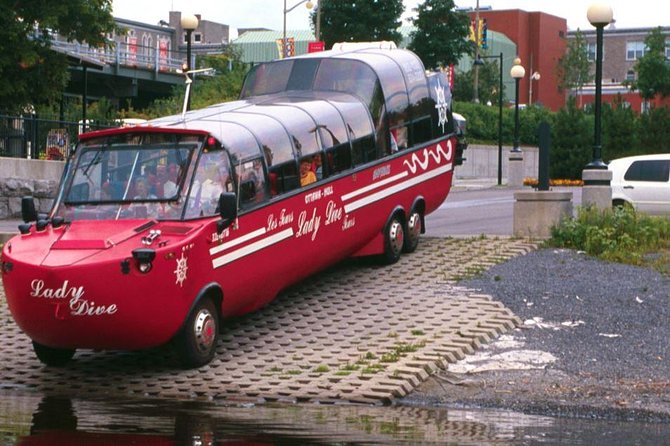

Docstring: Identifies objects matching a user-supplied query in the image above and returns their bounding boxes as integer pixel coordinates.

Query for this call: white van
[609,154,670,215]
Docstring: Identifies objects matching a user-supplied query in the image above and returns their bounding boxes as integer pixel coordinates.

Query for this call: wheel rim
[389,219,404,257]
[193,309,217,354]
[407,212,421,244]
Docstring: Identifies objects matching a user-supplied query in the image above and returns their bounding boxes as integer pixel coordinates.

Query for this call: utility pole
[473,0,480,103]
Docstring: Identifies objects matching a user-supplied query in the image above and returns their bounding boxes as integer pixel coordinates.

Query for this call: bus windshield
[53,133,202,221]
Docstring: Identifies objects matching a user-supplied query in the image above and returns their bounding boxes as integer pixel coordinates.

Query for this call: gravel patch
[402,248,670,422]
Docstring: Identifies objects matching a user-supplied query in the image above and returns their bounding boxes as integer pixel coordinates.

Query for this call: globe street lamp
[283,0,314,58]
[510,58,526,153]
[475,52,504,185]
[586,2,613,169]
[181,13,199,111]
[181,13,198,73]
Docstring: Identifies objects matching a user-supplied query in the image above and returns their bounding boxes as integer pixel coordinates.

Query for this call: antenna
[179,68,216,118]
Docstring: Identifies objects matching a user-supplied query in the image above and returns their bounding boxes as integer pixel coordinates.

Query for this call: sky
[112,0,668,38]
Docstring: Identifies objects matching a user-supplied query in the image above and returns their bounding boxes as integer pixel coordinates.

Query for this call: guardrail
[51,39,189,74]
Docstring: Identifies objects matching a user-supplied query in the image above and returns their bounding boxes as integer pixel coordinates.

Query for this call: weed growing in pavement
[313,364,330,373]
[548,205,670,270]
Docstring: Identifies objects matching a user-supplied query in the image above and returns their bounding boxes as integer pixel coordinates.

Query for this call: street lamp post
[586,2,613,169]
[475,52,504,185]
[510,58,526,153]
[181,13,199,111]
[283,0,314,58]
[529,72,540,106]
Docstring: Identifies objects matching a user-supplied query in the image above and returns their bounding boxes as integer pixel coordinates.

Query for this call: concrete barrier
[0,157,65,219]
[454,144,539,183]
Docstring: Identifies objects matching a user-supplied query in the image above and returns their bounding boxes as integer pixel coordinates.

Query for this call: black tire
[32,341,75,367]
[403,209,422,253]
[382,214,404,265]
[174,298,219,368]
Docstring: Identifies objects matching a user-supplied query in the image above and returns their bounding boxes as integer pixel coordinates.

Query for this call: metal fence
[0,114,115,160]
[51,39,189,74]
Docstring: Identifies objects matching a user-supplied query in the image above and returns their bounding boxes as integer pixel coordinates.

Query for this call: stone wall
[455,144,539,181]
[0,157,64,219]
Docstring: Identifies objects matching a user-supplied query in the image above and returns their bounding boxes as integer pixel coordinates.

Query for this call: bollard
[537,122,550,191]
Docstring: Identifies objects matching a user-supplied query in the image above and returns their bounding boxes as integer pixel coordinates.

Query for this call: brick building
[467,9,567,111]
[572,26,670,112]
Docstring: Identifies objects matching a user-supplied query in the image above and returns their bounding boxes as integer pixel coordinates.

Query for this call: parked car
[609,154,670,215]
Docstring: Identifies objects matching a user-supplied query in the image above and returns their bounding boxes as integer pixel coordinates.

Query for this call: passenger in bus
[132,177,159,218]
[197,164,227,215]
[312,154,323,180]
[300,158,316,186]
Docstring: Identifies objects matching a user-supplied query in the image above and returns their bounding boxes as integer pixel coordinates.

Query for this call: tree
[555,29,591,105]
[313,0,403,49]
[407,0,471,69]
[0,0,117,113]
[452,59,503,105]
[633,27,670,103]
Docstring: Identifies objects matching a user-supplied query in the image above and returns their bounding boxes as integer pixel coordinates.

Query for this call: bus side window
[352,135,376,164]
[269,161,300,195]
[326,143,352,175]
[410,117,432,147]
[236,157,268,207]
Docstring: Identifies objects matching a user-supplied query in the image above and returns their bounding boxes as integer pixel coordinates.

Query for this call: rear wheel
[382,215,404,265]
[175,298,219,369]
[32,341,75,367]
[403,209,422,253]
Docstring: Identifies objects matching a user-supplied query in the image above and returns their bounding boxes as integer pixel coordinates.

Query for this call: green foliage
[549,206,670,266]
[633,27,670,100]
[408,0,471,69]
[452,58,504,105]
[315,0,403,49]
[639,106,670,153]
[556,29,591,95]
[549,96,592,179]
[0,0,117,113]
[602,96,640,160]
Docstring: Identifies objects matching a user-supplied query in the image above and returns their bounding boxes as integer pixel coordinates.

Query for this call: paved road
[426,185,583,237]
[0,182,584,241]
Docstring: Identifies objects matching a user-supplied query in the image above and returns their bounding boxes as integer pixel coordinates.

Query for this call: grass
[548,205,670,272]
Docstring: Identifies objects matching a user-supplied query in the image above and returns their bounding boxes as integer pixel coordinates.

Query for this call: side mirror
[217,192,237,234]
[21,196,37,223]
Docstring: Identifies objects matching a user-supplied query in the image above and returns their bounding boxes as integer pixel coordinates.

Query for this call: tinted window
[314,59,379,114]
[240,60,293,97]
[624,160,670,182]
[244,104,321,158]
[287,59,320,90]
[220,112,294,167]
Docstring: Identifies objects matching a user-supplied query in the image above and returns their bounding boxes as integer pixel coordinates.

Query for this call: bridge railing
[0,114,120,160]
[51,40,189,74]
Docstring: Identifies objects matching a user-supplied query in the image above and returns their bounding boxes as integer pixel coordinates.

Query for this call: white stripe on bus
[341,172,408,202]
[212,228,294,269]
[209,227,266,256]
[344,164,452,214]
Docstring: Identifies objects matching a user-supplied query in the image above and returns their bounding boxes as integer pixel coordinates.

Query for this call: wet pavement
[3,392,670,445]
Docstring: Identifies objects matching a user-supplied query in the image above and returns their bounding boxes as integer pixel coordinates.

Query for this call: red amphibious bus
[1,44,466,368]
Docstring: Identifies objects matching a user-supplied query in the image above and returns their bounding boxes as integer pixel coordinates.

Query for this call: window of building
[194,33,202,43]
[626,70,636,81]
[626,41,646,60]
[587,42,596,61]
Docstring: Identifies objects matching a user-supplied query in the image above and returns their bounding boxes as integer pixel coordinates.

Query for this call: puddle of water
[1,391,669,445]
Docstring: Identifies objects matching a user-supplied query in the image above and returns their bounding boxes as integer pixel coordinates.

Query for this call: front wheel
[32,341,75,367]
[403,209,422,253]
[174,298,219,369]
[382,215,404,265]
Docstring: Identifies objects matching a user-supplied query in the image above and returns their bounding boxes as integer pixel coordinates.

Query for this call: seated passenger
[312,154,323,180]
[300,159,316,186]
